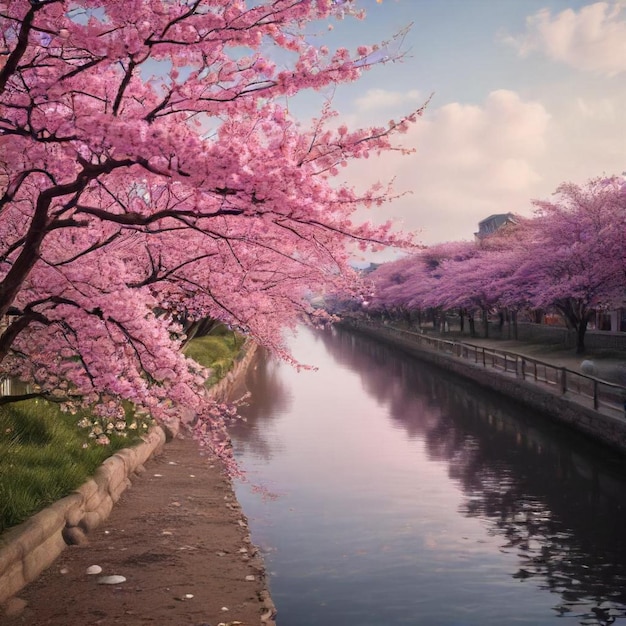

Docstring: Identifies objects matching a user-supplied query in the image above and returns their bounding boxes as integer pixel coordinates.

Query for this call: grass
[0,400,144,534]
[183,326,245,386]
[0,327,245,535]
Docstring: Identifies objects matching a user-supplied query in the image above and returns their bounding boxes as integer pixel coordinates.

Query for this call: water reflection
[320,327,626,624]
[231,327,626,625]
[229,347,291,461]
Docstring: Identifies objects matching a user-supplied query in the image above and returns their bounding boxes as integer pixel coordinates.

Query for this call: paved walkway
[438,333,626,383]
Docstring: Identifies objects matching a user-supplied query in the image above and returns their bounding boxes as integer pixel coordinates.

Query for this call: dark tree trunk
[575,318,588,354]
[555,299,591,355]
[182,317,222,347]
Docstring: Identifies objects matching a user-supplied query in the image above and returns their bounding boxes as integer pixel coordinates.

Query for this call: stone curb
[0,340,276,625]
[0,425,167,605]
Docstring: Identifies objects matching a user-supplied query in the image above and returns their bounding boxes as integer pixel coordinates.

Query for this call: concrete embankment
[344,321,626,455]
[0,340,276,625]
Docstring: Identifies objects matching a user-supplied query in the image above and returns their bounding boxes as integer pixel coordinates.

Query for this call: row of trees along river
[357,177,626,355]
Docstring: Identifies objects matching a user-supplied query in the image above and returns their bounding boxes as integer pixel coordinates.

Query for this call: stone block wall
[0,426,166,605]
[0,339,259,607]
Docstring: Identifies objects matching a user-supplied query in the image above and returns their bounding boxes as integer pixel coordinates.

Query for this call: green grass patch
[184,329,244,385]
[0,400,143,534]
[0,329,245,535]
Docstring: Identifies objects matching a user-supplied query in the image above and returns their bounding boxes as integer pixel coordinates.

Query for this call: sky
[290,0,626,250]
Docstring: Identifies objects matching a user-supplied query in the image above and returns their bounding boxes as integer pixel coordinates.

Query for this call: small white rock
[221,606,229,611]
[97,575,126,585]
[184,593,194,599]
[59,567,69,575]
[245,575,256,581]
[162,531,173,536]
[86,565,102,575]
[153,473,163,477]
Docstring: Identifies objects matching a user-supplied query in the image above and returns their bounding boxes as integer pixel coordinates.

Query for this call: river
[229,325,626,626]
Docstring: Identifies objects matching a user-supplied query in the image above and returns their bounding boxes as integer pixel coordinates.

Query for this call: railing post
[534,362,537,381]
[561,367,567,394]
[520,359,525,380]
[482,348,486,367]
[593,381,599,410]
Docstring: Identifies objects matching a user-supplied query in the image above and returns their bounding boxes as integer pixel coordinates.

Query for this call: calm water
[229,326,626,626]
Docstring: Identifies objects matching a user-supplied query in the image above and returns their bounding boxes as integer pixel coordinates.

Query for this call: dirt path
[2,436,275,626]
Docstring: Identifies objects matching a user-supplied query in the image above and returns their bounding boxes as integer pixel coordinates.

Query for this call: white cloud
[344,89,551,244]
[341,83,626,247]
[354,88,422,112]
[505,2,626,76]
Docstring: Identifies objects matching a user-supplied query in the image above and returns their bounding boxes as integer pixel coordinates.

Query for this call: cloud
[354,88,422,112]
[505,1,626,76]
[341,79,626,250]
[344,90,551,245]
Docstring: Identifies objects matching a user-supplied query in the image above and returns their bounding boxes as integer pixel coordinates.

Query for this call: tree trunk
[575,318,589,354]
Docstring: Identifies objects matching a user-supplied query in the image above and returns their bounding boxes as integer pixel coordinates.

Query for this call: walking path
[2,436,276,626]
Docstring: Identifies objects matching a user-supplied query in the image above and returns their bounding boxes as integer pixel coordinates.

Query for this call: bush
[184,331,243,385]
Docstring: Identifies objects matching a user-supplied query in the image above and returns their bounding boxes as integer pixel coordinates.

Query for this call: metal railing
[361,323,626,418]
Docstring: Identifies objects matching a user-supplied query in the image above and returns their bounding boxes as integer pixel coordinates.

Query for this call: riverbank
[0,340,277,625]
[343,319,626,454]
[1,435,276,625]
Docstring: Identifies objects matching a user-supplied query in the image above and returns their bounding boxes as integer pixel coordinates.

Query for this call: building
[474,212,517,240]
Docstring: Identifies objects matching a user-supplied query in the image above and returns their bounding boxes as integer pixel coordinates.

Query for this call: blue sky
[289,0,626,249]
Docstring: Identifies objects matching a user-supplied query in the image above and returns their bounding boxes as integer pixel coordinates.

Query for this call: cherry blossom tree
[507,176,626,353]
[0,0,422,457]
[365,255,423,321]
[429,226,530,337]
[368,241,481,331]
[367,176,626,353]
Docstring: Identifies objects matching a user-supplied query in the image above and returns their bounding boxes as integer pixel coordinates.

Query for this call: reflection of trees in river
[228,348,291,461]
[320,326,626,625]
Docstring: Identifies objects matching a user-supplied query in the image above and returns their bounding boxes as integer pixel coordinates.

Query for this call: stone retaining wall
[348,323,626,455]
[0,339,260,609]
[0,426,166,605]
[208,340,258,402]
